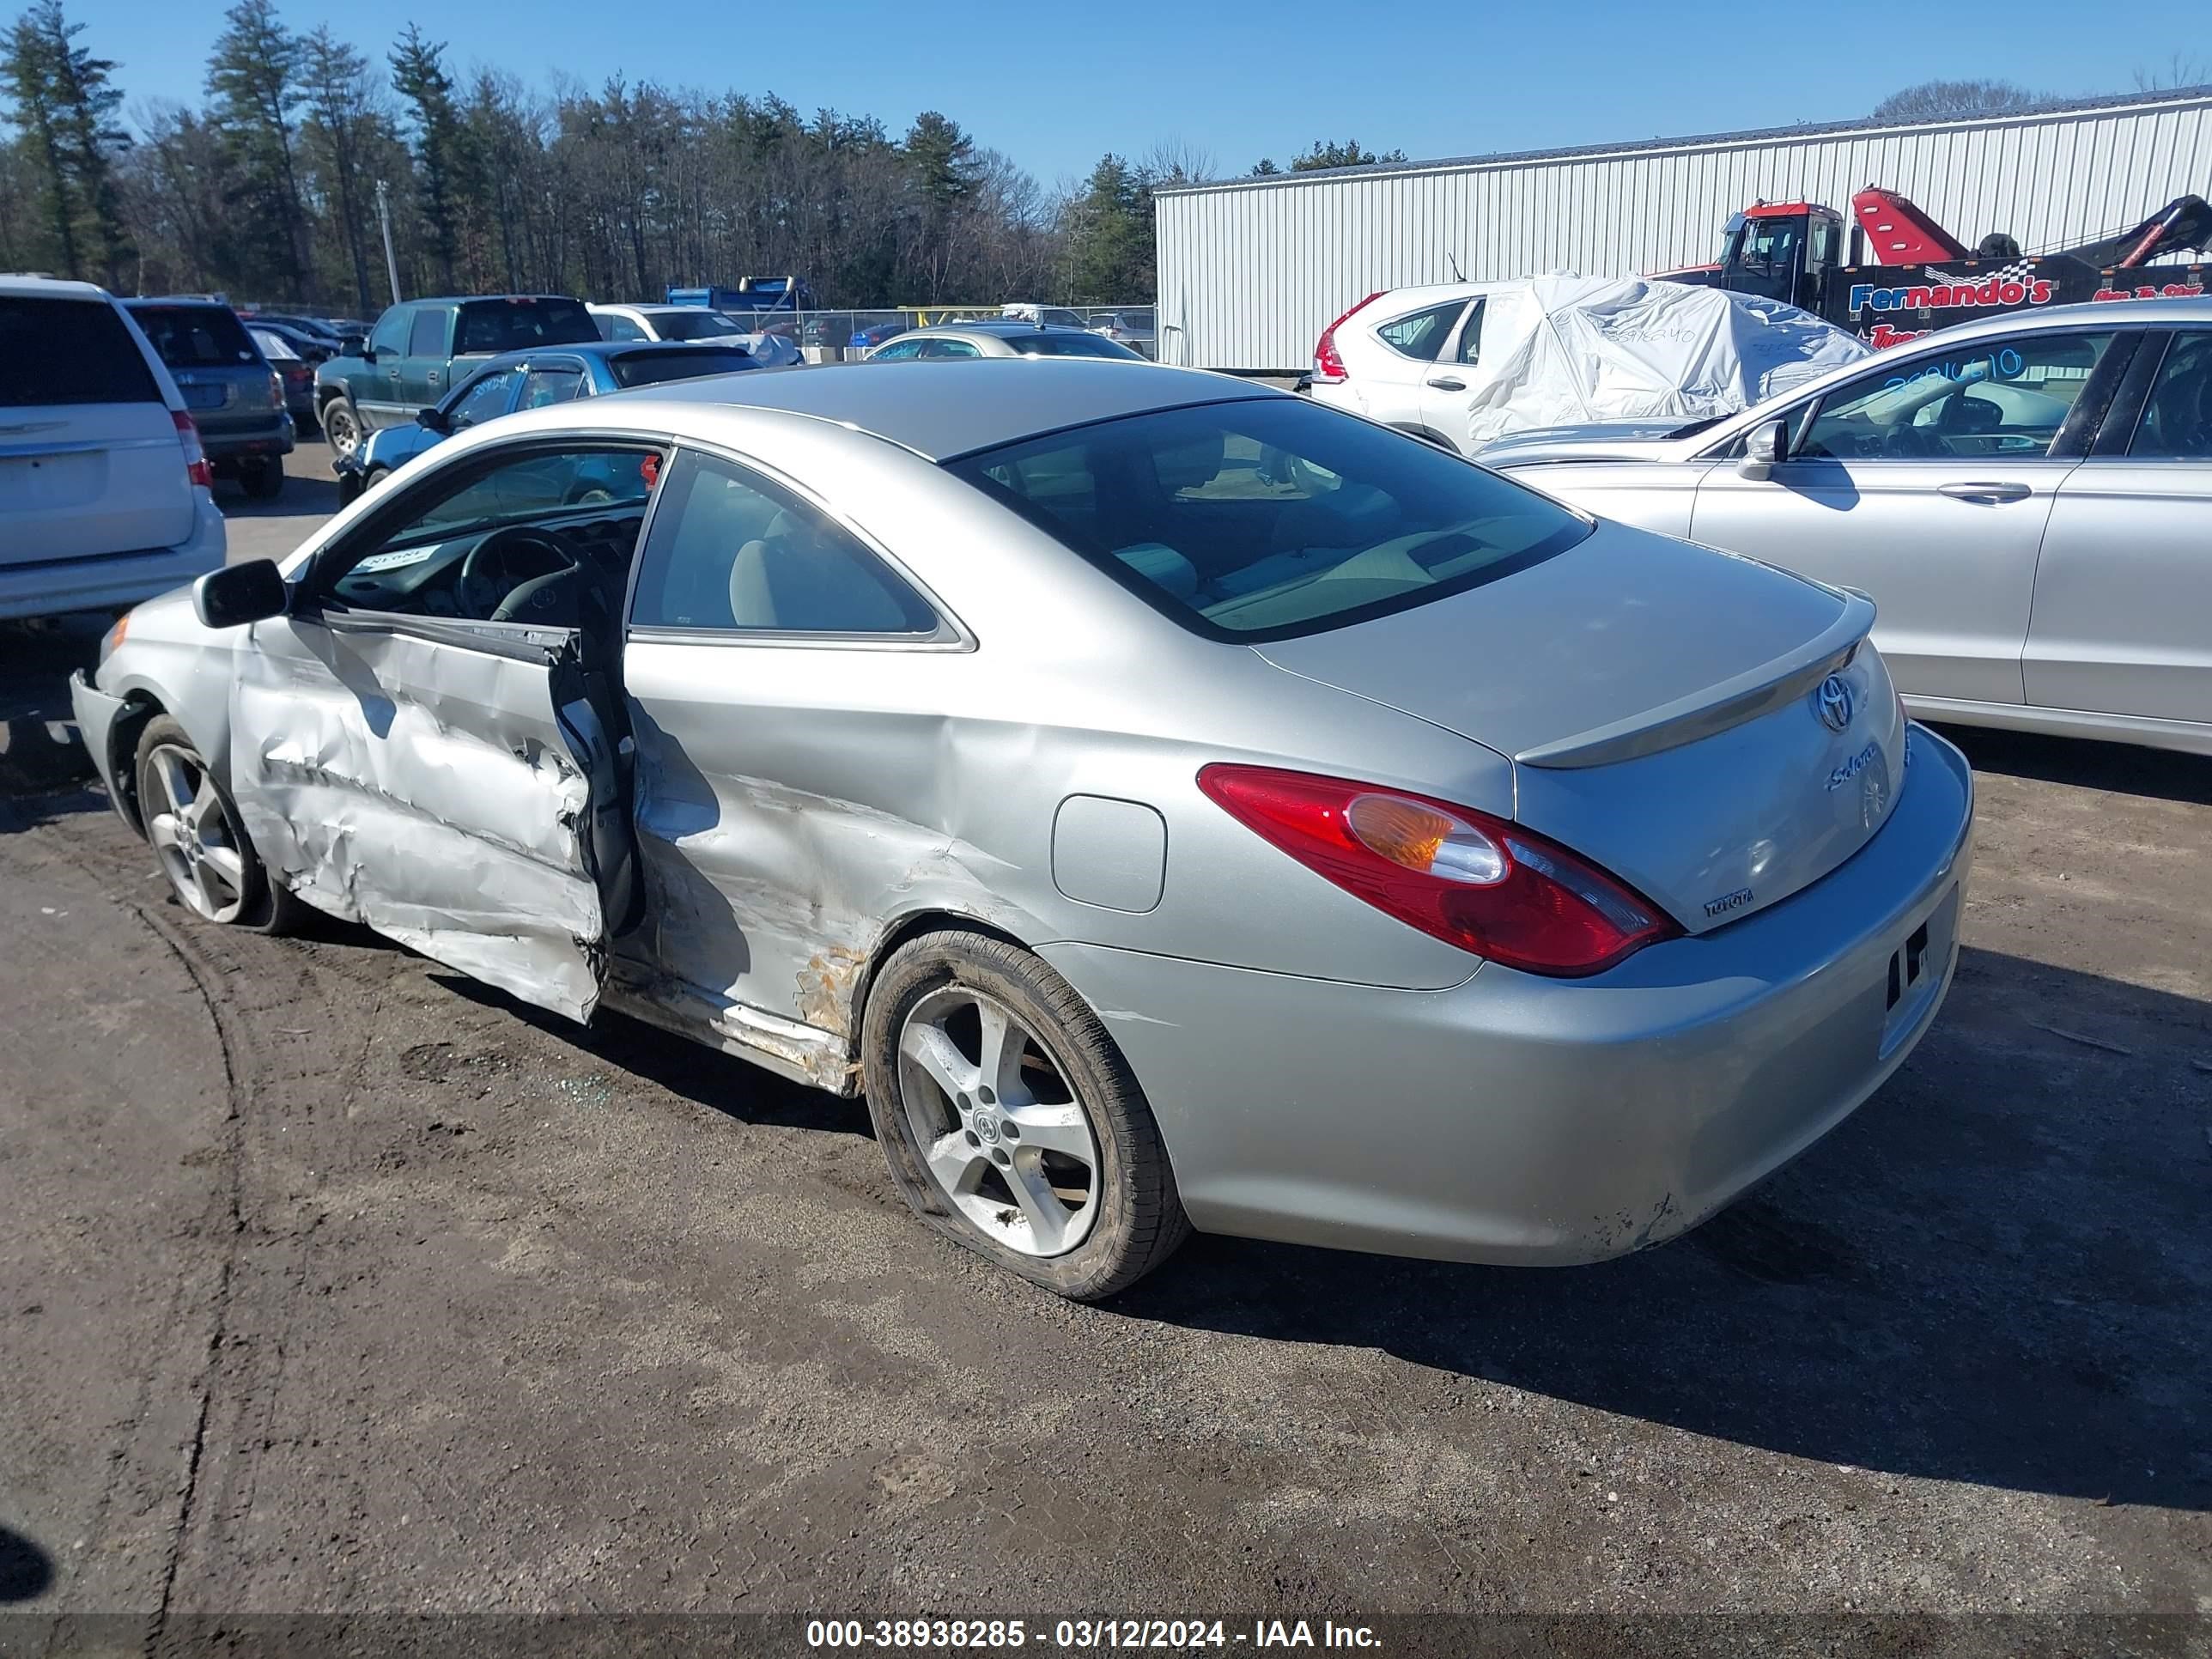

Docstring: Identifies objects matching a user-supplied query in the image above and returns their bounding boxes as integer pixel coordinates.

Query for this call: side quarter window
[629,450,939,635]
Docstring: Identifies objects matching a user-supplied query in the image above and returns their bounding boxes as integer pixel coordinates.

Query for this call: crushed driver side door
[226,437,655,1023]
[231,613,629,1022]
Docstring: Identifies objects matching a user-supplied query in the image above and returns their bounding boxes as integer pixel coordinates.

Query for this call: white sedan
[589,302,803,368]
[1480,298,2212,756]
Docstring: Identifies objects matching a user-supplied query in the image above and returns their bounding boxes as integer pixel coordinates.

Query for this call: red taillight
[265,370,285,409]
[173,410,212,489]
[1198,764,1678,977]
[1312,290,1382,385]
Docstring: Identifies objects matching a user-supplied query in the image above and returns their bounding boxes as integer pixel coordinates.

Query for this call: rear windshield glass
[456,297,598,355]
[1006,331,1139,359]
[127,303,259,369]
[610,348,755,387]
[0,295,161,406]
[946,397,1591,641]
[650,309,744,341]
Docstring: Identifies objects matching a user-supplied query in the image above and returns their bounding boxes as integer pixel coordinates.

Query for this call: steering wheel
[458,526,577,620]
[1880,421,1937,459]
[1937,391,2002,437]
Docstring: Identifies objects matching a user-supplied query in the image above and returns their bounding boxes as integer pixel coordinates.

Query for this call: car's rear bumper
[0,498,225,622]
[1042,726,1976,1267]
[199,414,295,462]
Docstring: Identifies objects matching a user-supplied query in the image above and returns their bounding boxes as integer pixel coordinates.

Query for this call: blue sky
[76,0,2208,190]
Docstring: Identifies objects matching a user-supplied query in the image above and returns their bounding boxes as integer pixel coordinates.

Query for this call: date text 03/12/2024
[805,1619,1382,1649]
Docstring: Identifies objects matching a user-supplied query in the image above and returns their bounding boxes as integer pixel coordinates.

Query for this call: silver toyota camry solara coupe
[72,359,1974,1298]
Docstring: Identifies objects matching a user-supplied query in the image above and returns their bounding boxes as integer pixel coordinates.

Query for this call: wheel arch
[845,907,1038,1077]
[105,690,167,834]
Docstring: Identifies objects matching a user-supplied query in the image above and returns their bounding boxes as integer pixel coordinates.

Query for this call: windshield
[129,304,259,368]
[610,347,755,387]
[651,309,744,341]
[251,329,301,362]
[947,397,1590,641]
[1006,332,1141,359]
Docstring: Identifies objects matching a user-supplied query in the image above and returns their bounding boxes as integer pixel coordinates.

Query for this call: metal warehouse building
[1154,87,2212,372]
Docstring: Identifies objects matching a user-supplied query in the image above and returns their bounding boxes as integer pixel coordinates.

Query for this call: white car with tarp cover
[1310,274,1870,456]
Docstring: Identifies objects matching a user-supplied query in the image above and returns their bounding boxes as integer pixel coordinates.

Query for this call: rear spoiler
[1516,592,1875,769]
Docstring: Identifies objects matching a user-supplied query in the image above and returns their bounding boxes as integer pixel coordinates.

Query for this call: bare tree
[1872,79,2049,121]
[2134,54,2211,91]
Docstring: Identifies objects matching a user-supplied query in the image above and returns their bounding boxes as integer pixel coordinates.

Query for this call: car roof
[0,274,118,301]
[404,294,580,307]
[1883,292,2212,343]
[123,295,238,307]
[624,358,1273,459]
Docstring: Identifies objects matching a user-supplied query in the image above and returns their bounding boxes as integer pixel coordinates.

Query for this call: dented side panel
[623,686,1041,1077]
[228,616,614,1023]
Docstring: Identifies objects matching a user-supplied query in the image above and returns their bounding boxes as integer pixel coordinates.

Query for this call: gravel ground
[0,455,2207,1646]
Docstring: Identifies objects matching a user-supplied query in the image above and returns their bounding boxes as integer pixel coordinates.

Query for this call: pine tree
[1066,154,1148,303]
[208,0,308,297]
[300,26,377,311]
[389,24,467,292]
[2,2,78,276]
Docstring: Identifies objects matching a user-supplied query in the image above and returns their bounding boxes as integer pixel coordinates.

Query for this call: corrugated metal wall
[1156,92,2212,370]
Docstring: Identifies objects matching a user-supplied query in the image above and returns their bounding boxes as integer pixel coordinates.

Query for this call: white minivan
[1,276,226,621]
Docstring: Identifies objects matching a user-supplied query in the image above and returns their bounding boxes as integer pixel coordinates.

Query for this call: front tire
[861,930,1190,1299]
[132,716,306,935]
[320,396,363,460]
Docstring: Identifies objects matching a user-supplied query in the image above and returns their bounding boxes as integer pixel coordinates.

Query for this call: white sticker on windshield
[353,546,438,574]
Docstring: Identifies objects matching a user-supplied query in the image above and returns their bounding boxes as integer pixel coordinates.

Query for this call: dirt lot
[1,456,2207,1642]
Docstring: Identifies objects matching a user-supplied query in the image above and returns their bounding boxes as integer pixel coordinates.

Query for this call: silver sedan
[1480,297,2212,757]
[71,360,1972,1297]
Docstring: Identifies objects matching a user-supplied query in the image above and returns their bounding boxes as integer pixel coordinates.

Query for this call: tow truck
[1656,185,2212,346]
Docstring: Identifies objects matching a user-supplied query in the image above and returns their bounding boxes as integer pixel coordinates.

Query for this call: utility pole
[375,179,403,305]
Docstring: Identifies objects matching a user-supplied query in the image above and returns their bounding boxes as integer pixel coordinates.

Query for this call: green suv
[313,295,599,459]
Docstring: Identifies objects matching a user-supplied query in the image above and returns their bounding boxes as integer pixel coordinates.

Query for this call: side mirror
[1738,416,1789,481]
[359,344,377,364]
[416,405,448,432]
[191,559,287,630]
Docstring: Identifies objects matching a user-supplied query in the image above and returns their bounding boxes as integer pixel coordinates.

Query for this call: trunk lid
[1253,521,1905,933]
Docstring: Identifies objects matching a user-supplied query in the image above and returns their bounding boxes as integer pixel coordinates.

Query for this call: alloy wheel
[895,987,1102,1258]
[323,402,360,459]
[143,743,249,923]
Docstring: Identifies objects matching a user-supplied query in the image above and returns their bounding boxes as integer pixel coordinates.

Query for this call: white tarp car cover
[1455,276,1869,447]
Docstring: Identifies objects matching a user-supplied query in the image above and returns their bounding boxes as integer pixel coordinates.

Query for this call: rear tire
[860,929,1190,1299]
[131,715,307,936]
[320,396,363,460]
